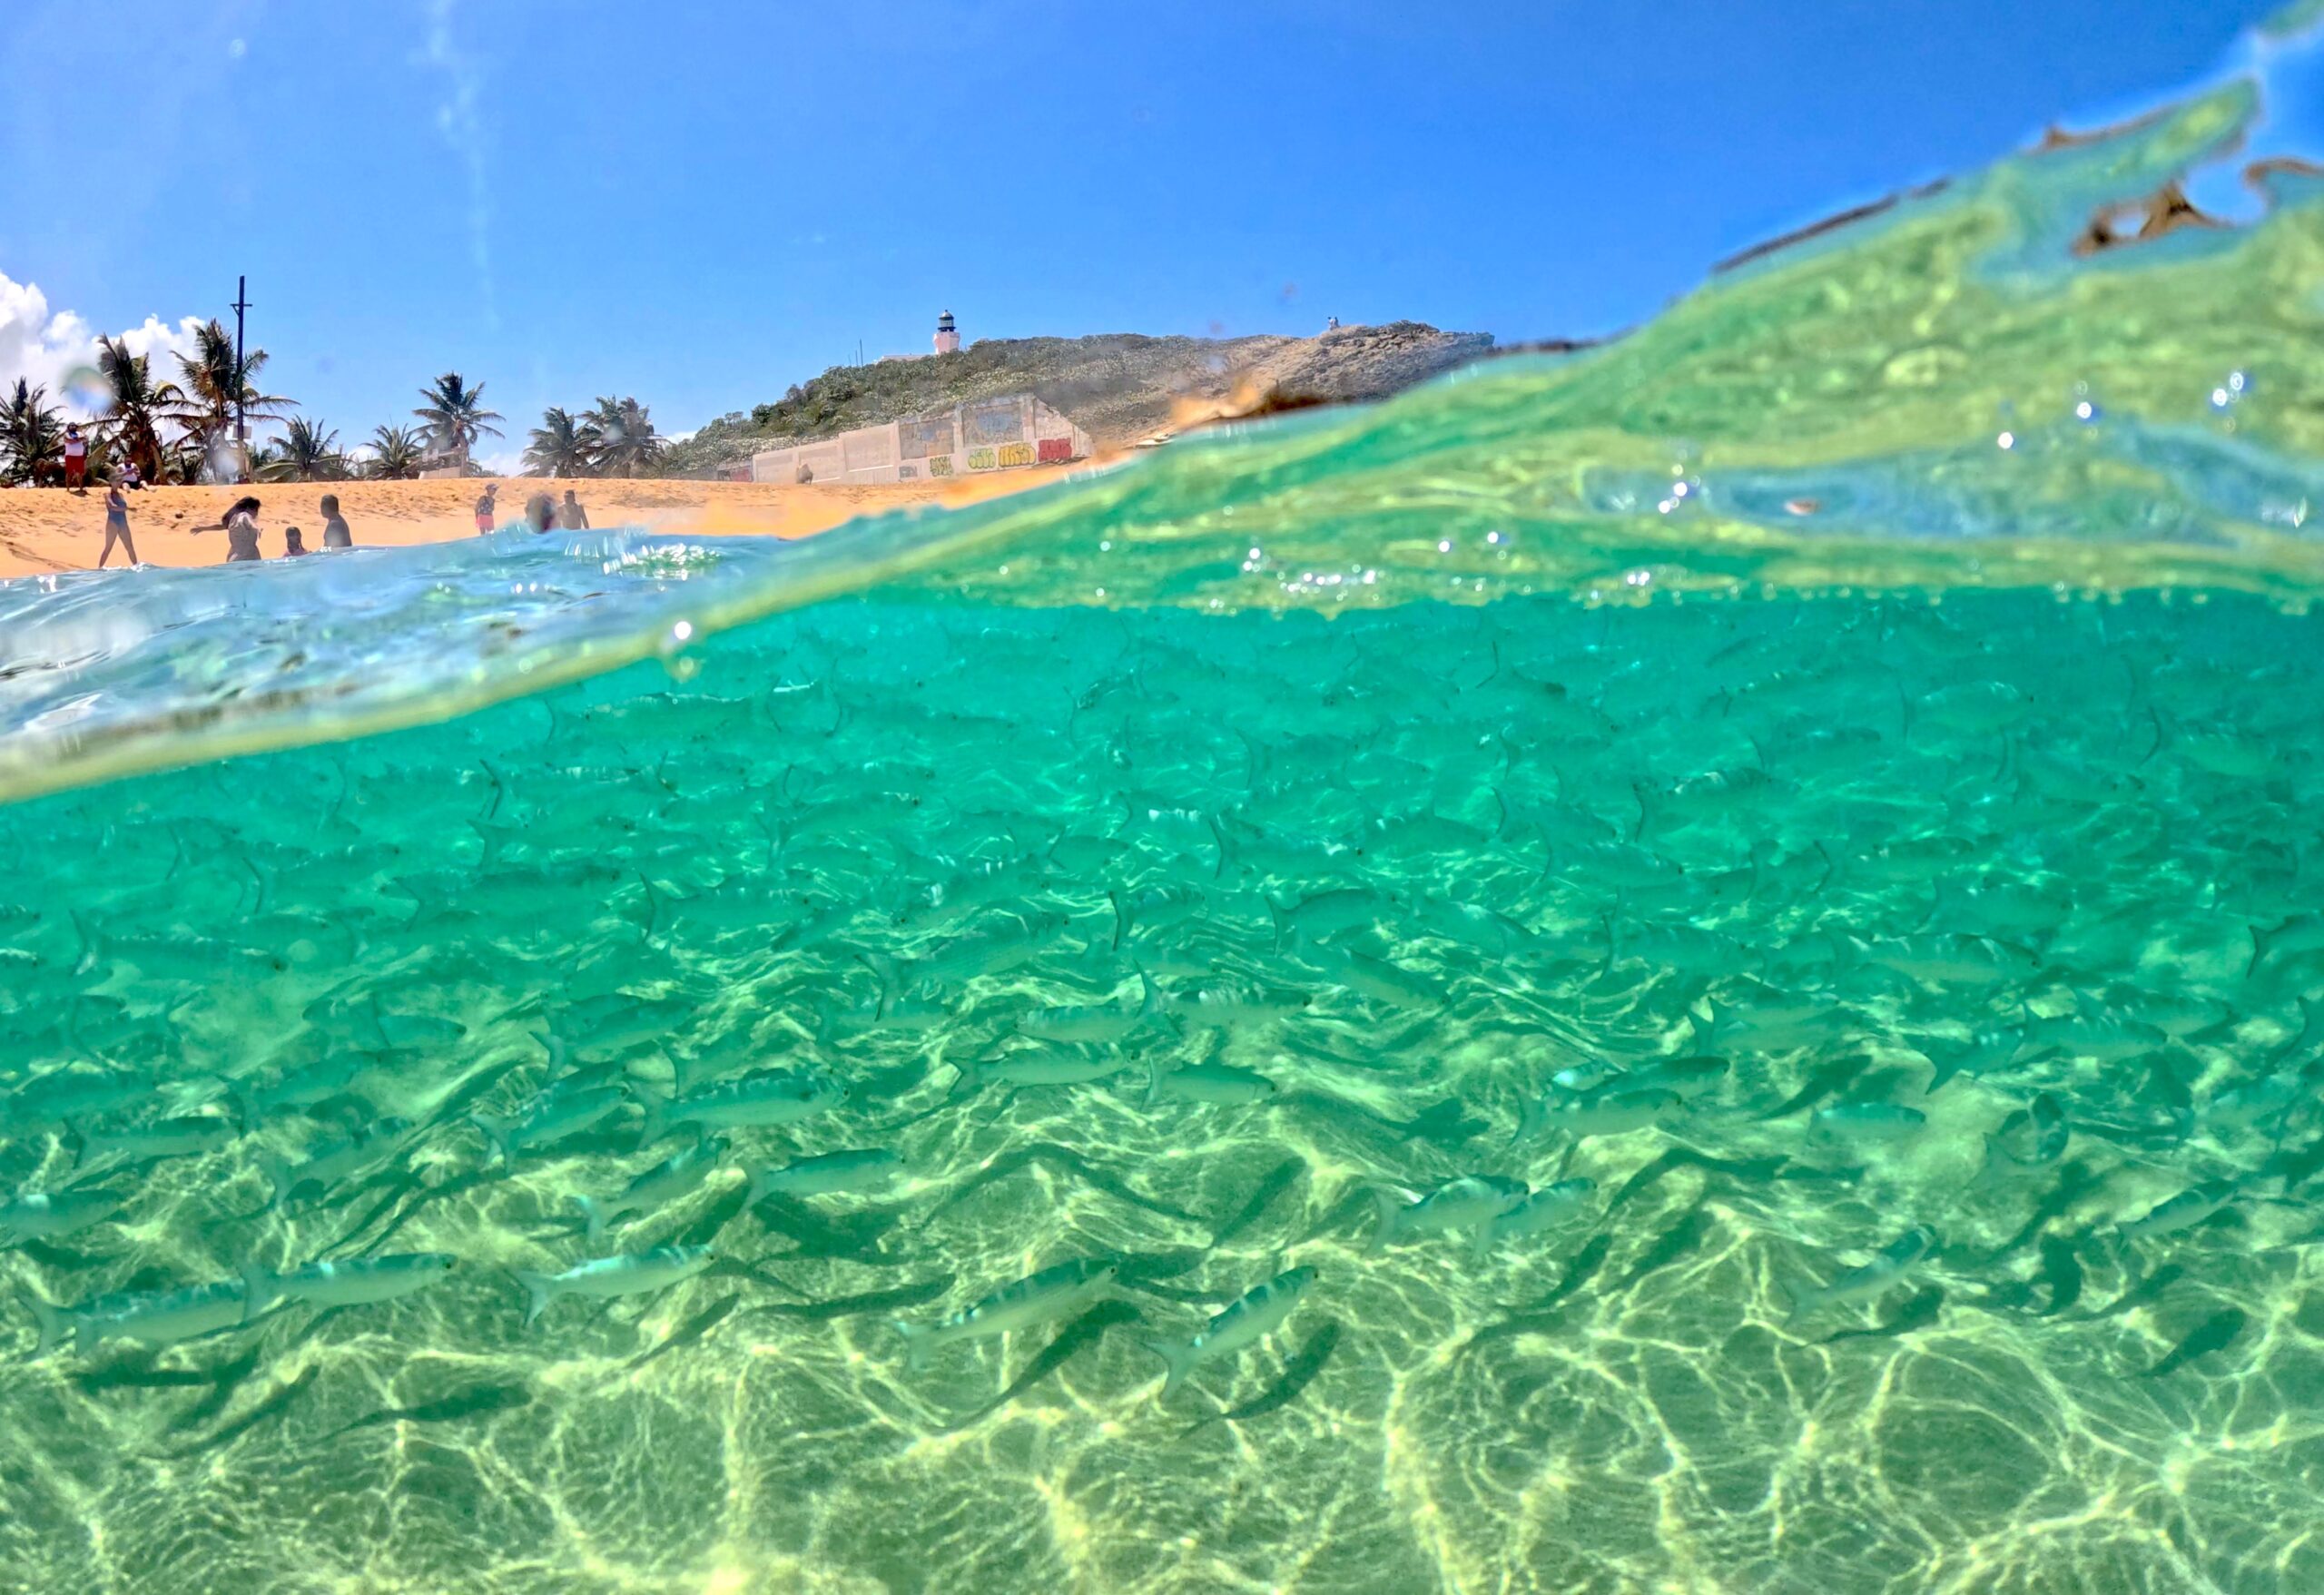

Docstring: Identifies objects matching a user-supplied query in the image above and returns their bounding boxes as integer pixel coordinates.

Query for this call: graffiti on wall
[998,441,1034,468]
[901,417,955,459]
[967,448,998,470]
[928,456,954,476]
[963,398,1025,446]
[1036,438,1074,464]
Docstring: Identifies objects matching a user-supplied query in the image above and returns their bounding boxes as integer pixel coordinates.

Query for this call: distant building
[418,441,469,479]
[934,310,960,356]
[750,391,1091,487]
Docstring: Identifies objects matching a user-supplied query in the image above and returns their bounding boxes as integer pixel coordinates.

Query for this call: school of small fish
[2,583,2321,1591]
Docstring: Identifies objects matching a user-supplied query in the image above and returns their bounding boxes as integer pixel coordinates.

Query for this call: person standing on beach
[195,495,265,562]
[558,488,589,530]
[320,493,352,548]
[99,481,137,567]
[475,482,498,534]
[63,424,89,492]
[523,491,557,534]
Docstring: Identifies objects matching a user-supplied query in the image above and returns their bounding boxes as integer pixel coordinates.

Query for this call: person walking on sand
[63,424,89,492]
[474,482,498,534]
[99,481,137,567]
[320,493,352,549]
[195,495,265,562]
[558,488,589,530]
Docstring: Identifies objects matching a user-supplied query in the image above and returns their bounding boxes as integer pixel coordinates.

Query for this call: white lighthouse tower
[933,310,960,356]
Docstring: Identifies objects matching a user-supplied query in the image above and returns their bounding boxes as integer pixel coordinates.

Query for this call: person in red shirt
[63,423,88,492]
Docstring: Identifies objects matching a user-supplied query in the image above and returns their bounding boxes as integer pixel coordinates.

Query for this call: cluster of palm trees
[249,374,506,483]
[0,319,281,486]
[520,396,668,478]
[0,330,668,487]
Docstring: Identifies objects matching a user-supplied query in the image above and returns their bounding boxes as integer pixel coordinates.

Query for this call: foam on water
[6,30,2324,1595]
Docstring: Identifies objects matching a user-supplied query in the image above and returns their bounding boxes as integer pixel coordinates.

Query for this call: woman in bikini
[99,482,138,567]
[195,495,266,563]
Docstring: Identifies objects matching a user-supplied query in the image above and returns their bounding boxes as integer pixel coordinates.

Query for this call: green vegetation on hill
[659,323,1493,477]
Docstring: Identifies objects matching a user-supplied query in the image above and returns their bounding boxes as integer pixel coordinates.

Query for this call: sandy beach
[0,469,1076,579]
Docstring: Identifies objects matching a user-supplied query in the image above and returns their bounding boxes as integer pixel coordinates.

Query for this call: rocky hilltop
[661,321,1494,475]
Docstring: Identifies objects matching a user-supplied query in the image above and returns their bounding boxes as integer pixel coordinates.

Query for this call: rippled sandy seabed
[2,586,2321,1594]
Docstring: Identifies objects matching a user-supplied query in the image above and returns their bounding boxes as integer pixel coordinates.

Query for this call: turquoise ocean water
[8,54,2324,1595]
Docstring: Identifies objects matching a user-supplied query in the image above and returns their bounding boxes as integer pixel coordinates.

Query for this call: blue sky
[0,0,2292,467]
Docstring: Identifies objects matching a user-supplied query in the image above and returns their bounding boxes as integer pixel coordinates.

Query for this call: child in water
[282,526,310,556]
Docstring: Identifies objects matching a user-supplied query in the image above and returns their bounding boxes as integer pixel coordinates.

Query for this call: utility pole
[231,275,251,479]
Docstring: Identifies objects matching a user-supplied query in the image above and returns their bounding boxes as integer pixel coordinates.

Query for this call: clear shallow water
[6,51,2324,1595]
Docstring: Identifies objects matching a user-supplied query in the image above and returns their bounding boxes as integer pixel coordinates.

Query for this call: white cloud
[0,271,205,418]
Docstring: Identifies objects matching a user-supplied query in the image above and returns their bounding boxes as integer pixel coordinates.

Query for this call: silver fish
[73,1114,238,1171]
[1486,1177,1598,1246]
[2119,1181,2238,1241]
[575,1137,729,1242]
[0,1187,126,1247]
[243,1252,456,1321]
[260,1117,414,1207]
[891,1258,1120,1370]
[953,1046,1137,1096]
[1522,1086,1679,1144]
[747,1147,902,1204]
[513,1244,715,1327]
[472,1083,628,1166]
[1372,1174,1529,1260]
[639,1068,847,1142]
[1784,1225,1938,1327]
[27,1278,251,1357]
[1141,1265,1316,1397]
[1147,1058,1278,1107]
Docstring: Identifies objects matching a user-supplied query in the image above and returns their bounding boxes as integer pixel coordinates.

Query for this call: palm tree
[0,379,67,486]
[258,418,346,482]
[413,372,502,461]
[158,431,207,486]
[587,395,665,478]
[94,336,184,483]
[364,424,428,480]
[523,406,598,478]
[171,319,293,471]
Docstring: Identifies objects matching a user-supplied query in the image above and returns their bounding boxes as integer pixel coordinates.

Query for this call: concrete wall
[751,393,1092,486]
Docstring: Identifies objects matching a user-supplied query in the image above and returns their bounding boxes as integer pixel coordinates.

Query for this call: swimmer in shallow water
[195,495,264,563]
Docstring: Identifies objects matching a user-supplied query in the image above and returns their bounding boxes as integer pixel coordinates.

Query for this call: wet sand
[0,470,1077,578]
